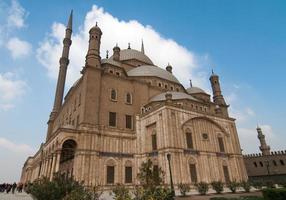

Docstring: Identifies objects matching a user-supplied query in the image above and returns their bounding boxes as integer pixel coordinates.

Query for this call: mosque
[21,11,248,188]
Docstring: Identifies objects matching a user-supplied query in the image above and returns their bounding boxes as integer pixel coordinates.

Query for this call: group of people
[0,182,23,194]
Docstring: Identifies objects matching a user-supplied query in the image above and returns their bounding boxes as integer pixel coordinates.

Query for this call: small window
[125,115,132,129]
[273,160,277,166]
[116,72,120,76]
[165,84,168,89]
[125,166,132,183]
[126,93,132,104]
[158,83,162,87]
[109,112,116,127]
[109,70,114,74]
[218,137,225,152]
[110,89,117,100]
[280,160,285,166]
[107,166,115,184]
[176,88,179,92]
[152,134,157,151]
[254,162,258,167]
[259,161,263,167]
[186,132,194,149]
[171,86,174,90]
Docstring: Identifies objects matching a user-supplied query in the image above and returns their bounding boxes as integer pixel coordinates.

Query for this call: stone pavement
[176,191,263,200]
[0,193,32,200]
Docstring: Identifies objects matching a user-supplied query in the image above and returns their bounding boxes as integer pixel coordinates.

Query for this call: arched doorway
[59,139,77,177]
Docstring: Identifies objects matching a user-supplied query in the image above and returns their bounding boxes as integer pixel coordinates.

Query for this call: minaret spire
[67,10,73,30]
[141,39,145,54]
[46,11,73,141]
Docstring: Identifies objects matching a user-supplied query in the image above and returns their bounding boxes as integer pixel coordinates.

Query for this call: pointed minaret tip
[67,10,73,30]
[141,39,145,54]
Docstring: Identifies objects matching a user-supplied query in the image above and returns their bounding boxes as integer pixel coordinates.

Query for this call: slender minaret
[209,70,226,105]
[257,126,271,155]
[46,11,73,141]
[85,22,102,68]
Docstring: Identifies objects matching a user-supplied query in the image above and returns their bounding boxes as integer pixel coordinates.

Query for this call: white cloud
[7,0,27,29]
[6,37,32,58]
[37,5,209,88]
[0,72,27,111]
[0,137,35,182]
[0,137,34,154]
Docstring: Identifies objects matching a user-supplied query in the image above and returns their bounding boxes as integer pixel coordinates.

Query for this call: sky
[0,0,285,182]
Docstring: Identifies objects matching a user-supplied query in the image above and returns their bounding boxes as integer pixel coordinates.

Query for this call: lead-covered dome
[186,87,207,94]
[149,92,198,102]
[127,65,180,84]
[110,49,153,65]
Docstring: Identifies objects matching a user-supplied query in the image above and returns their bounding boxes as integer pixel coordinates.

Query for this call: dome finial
[189,79,193,87]
[141,39,145,54]
[96,21,98,27]
[128,42,131,49]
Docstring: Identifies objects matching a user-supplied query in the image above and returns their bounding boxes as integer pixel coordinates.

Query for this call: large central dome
[110,49,153,65]
[127,65,180,84]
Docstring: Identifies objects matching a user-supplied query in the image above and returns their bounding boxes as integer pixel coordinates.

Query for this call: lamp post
[167,153,175,197]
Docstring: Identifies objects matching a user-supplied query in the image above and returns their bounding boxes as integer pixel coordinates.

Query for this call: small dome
[150,92,198,102]
[186,87,206,94]
[127,65,180,83]
[110,49,153,65]
[89,23,102,34]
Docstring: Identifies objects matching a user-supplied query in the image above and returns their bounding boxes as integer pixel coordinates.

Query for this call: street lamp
[167,153,175,197]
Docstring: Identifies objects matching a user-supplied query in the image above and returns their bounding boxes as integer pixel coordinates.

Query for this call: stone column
[55,152,61,172]
[50,153,57,180]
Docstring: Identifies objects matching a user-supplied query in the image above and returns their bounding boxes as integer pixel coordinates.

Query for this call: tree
[137,159,173,200]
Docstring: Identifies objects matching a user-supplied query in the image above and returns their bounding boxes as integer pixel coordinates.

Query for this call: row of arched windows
[110,89,132,104]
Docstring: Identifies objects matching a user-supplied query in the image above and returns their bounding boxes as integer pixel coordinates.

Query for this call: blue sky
[0,0,285,182]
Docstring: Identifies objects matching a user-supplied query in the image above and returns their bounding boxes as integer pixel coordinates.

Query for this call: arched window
[218,137,225,152]
[126,93,132,104]
[151,131,157,151]
[186,130,194,149]
[125,161,132,183]
[106,159,116,184]
[110,89,117,100]
[223,165,230,183]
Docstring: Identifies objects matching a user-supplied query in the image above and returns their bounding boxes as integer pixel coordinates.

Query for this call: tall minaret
[46,11,73,141]
[85,22,102,68]
[209,70,226,106]
[257,126,271,155]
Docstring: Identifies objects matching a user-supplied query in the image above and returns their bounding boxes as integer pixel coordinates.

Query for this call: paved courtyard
[0,193,32,200]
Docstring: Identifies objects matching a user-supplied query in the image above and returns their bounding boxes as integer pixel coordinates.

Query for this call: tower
[113,44,120,61]
[46,11,73,141]
[257,126,271,155]
[209,70,226,106]
[85,22,102,68]
[81,23,103,126]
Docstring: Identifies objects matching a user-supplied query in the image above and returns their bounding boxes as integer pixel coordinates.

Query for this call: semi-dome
[150,92,198,102]
[186,87,207,94]
[110,49,153,65]
[127,65,180,84]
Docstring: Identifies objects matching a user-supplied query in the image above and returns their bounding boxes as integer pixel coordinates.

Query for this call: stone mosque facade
[21,12,248,188]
